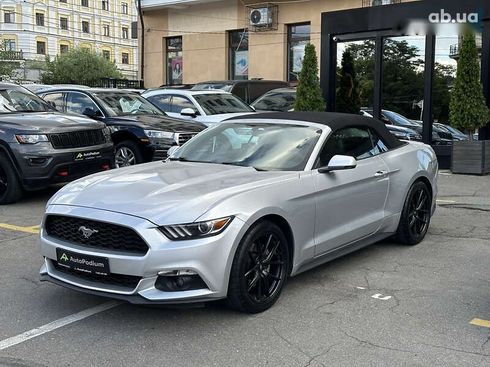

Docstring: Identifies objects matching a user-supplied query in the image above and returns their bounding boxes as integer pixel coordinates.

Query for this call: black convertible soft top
[229,111,404,149]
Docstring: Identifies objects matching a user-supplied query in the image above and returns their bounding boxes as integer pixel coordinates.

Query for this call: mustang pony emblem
[78,226,99,239]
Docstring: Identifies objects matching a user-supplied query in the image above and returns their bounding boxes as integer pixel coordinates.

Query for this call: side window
[317,127,386,167]
[232,84,248,102]
[170,95,195,113]
[42,93,64,111]
[66,92,100,115]
[148,94,172,112]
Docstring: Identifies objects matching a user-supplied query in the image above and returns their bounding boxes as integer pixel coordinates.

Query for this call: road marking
[436,199,456,204]
[0,223,40,234]
[372,293,392,301]
[470,318,490,329]
[0,301,121,351]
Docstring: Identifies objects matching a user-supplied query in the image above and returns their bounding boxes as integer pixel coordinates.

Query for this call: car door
[42,92,66,112]
[313,126,390,256]
[65,91,103,117]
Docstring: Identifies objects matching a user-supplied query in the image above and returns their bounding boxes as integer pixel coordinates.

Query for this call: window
[228,30,248,80]
[42,93,64,111]
[121,52,129,64]
[4,39,16,51]
[4,11,15,23]
[82,21,90,33]
[102,0,109,11]
[35,13,45,26]
[193,94,254,115]
[60,0,67,3]
[287,23,310,82]
[121,2,128,14]
[36,41,46,55]
[103,25,110,37]
[81,0,88,6]
[316,127,388,167]
[60,44,69,54]
[66,92,100,115]
[122,27,129,39]
[169,96,195,113]
[102,50,110,60]
[60,17,68,30]
[147,95,172,112]
[166,37,182,85]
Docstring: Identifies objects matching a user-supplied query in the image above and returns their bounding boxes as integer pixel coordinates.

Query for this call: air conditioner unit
[249,7,272,27]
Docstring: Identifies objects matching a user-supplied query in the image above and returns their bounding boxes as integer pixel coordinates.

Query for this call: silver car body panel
[39,119,438,303]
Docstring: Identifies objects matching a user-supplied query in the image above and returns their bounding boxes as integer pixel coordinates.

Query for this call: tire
[395,180,432,245]
[227,221,290,313]
[114,141,143,168]
[0,154,23,205]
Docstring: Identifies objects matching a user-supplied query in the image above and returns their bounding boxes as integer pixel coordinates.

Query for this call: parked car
[363,109,452,145]
[251,87,296,112]
[142,89,255,126]
[360,110,422,141]
[38,87,206,167]
[192,80,289,104]
[39,112,437,313]
[0,83,114,204]
[434,122,468,141]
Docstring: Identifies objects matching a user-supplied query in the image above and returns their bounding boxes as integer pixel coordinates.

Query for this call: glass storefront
[229,30,248,80]
[166,37,183,85]
[288,23,311,82]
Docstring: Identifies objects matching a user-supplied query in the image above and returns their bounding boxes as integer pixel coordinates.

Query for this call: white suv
[142,89,255,126]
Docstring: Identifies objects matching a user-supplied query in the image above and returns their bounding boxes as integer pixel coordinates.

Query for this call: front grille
[45,215,149,255]
[437,131,453,140]
[152,148,169,161]
[52,262,141,289]
[177,133,197,146]
[49,130,106,149]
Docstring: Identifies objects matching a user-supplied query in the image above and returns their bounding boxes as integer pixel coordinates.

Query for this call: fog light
[155,270,207,292]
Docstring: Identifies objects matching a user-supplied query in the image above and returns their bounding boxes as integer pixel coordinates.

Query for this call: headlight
[102,127,112,142]
[159,216,233,241]
[144,130,174,140]
[15,134,49,144]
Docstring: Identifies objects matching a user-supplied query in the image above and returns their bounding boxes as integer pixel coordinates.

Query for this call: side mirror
[180,108,197,117]
[318,155,357,173]
[82,107,100,118]
[167,146,180,158]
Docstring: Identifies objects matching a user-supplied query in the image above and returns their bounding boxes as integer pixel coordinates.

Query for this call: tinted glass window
[0,87,50,113]
[193,94,254,115]
[171,96,195,113]
[66,92,100,115]
[94,92,164,116]
[147,94,172,112]
[252,90,296,112]
[43,93,64,111]
[317,127,385,167]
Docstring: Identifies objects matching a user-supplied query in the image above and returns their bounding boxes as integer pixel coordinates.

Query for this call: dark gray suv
[0,83,114,204]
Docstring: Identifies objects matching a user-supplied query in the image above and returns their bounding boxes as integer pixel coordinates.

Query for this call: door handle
[374,170,388,177]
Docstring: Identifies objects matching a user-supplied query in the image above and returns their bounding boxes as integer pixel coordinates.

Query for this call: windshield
[192,83,233,93]
[172,123,322,171]
[0,86,51,113]
[383,110,418,127]
[193,94,254,115]
[94,92,165,116]
[252,91,296,112]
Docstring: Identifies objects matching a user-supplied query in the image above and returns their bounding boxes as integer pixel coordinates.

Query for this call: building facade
[0,0,138,81]
[139,0,409,87]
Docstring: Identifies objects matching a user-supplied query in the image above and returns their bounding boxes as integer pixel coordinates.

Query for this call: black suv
[0,83,114,204]
[38,88,206,167]
[191,80,289,104]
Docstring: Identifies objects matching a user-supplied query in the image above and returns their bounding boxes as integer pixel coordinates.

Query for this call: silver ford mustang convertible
[39,112,438,313]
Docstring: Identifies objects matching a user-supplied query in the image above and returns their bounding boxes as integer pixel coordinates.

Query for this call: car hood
[198,112,256,126]
[0,112,105,133]
[105,114,206,132]
[48,161,298,225]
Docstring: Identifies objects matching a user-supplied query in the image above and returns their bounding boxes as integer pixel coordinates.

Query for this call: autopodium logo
[428,9,479,24]
[60,253,69,262]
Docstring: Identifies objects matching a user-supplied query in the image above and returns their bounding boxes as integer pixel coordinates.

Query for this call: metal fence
[87,78,144,89]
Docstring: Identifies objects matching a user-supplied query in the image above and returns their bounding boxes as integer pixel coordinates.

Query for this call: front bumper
[39,205,245,304]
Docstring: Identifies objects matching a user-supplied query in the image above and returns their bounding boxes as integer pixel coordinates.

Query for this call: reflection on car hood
[0,112,105,133]
[105,114,206,132]
[48,161,297,225]
[198,112,256,125]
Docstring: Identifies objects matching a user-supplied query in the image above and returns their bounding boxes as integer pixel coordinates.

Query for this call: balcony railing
[0,50,24,61]
[362,0,401,7]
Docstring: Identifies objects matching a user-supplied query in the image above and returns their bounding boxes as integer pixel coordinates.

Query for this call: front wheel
[395,181,432,245]
[0,154,23,205]
[114,141,143,168]
[227,221,290,313]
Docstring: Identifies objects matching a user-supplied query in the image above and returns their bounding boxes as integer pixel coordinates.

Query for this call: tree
[294,43,325,112]
[449,30,489,140]
[0,41,19,80]
[41,48,123,85]
[336,49,361,114]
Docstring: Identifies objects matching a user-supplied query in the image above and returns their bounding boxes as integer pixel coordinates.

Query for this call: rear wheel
[227,221,290,313]
[0,154,23,205]
[395,181,432,245]
[115,141,143,168]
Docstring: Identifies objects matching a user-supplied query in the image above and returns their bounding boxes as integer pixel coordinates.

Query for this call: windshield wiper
[219,162,266,171]
[168,157,207,163]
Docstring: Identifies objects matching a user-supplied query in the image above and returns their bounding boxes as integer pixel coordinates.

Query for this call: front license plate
[56,248,110,276]
[74,151,101,161]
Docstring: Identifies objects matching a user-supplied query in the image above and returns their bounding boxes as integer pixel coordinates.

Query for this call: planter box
[451,140,490,175]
